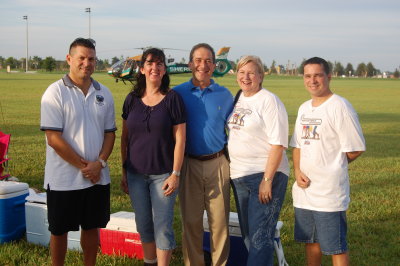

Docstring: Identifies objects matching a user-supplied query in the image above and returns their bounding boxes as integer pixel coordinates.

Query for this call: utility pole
[85,8,91,38]
[23,15,28,72]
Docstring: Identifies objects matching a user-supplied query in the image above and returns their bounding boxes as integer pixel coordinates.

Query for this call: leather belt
[187,149,225,161]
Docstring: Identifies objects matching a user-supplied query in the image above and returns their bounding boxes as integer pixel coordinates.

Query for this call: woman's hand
[259,178,273,204]
[260,145,283,204]
[121,172,129,194]
[162,174,179,196]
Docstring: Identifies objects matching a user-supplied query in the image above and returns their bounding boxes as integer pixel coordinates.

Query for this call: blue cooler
[203,212,288,266]
[203,211,247,266]
[0,181,29,243]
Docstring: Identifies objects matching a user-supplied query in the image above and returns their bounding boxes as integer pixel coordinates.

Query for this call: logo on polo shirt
[96,95,105,106]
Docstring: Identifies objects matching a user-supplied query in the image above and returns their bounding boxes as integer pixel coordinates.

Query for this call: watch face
[99,159,106,168]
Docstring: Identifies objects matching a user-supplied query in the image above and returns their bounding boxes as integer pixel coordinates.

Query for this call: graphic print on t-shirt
[300,115,321,140]
[228,107,252,129]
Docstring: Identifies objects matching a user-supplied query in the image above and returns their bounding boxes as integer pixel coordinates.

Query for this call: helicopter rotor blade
[134,47,188,52]
[162,48,188,51]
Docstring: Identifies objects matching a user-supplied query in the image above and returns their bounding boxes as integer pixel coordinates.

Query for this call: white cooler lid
[203,211,284,238]
[0,181,29,195]
[106,211,137,233]
[26,188,47,204]
[203,211,241,228]
[203,211,242,236]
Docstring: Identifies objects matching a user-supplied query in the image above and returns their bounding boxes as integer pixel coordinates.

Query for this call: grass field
[0,72,399,265]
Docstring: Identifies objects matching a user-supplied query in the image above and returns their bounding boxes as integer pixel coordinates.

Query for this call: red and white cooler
[100,211,143,259]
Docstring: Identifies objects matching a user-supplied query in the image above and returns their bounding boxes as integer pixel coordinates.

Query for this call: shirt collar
[62,74,101,90]
[189,78,215,91]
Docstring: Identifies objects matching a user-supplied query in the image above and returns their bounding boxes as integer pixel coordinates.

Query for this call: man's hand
[295,170,311,188]
[81,159,102,184]
[162,174,179,196]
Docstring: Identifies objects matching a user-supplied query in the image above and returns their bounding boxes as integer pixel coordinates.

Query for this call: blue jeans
[127,171,177,250]
[294,208,348,255]
[232,172,288,266]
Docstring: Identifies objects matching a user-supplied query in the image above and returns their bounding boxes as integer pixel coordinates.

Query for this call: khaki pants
[179,155,230,266]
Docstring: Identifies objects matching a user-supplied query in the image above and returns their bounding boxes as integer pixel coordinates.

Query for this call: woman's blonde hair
[236,55,265,86]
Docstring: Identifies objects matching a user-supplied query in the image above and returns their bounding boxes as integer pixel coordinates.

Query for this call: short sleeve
[289,108,302,148]
[40,84,63,131]
[122,93,134,120]
[167,90,186,125]
[289,103,305,149]
[262,94,289,148]
[334,101,366,152]
[104,88,117,132]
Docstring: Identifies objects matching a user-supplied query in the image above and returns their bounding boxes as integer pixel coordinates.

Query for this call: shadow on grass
[359,113,400,123]
[361,134,400,158]
[350,172,397,193]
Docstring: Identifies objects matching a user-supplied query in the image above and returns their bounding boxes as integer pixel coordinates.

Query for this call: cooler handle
[13,199,27,207]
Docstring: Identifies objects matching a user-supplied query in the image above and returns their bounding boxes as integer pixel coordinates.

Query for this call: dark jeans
[232,172,288,266]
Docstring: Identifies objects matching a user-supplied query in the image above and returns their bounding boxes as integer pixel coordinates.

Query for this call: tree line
[296,60,396,78]
[0,55,122,72]
[1,55,399,78]
[263,59,399,78]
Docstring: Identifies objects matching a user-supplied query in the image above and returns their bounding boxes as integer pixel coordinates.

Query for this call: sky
[1,0,399,72]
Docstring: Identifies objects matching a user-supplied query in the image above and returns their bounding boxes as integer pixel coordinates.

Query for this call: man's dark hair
[303,57,331,75]
[189,43,215,63]
[69,38,96,54]
[132,47,170,98]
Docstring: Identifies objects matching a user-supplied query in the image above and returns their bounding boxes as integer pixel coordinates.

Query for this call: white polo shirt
[40,75,116,191]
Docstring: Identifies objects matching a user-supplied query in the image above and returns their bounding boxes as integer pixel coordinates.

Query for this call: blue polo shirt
[173,79,233,156]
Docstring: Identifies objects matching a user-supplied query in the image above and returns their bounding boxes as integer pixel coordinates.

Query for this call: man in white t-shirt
[290,57,365,266]
[40,38,116,266]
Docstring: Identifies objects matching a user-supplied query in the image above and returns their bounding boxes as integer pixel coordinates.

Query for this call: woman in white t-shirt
[227,55,289,265]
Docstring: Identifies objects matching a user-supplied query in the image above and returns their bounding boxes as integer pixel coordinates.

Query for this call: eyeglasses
[72,37,96,47]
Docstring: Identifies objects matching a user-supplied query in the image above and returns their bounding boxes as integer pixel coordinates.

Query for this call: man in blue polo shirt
[174,43,233,266]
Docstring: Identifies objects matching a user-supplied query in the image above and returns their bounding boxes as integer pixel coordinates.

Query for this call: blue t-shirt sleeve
[168,90,187,125]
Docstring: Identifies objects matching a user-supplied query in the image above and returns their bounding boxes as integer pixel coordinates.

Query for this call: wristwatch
[172,170,181,177]
[98,158,107,168]
[264,177,272,182]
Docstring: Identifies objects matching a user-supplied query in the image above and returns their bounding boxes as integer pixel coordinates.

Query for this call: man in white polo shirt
[40,38,116,266]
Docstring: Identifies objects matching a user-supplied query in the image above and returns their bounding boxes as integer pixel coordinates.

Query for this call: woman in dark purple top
[121,48,186,266]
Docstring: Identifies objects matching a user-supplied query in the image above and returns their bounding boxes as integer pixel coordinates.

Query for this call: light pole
[85,8,91,38]
[23,15,28,72]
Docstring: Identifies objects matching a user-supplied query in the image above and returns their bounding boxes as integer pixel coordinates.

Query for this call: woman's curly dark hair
[132,48,170,97]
